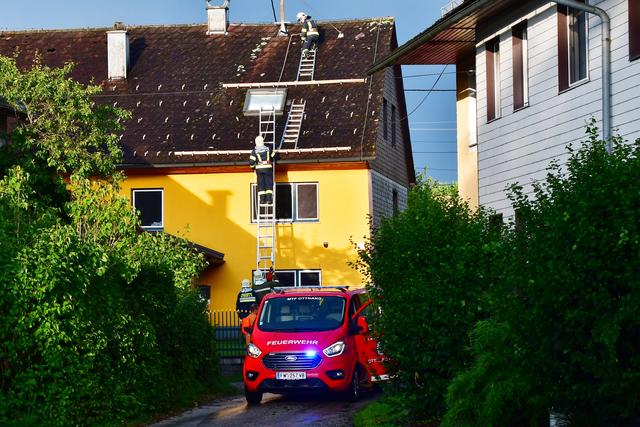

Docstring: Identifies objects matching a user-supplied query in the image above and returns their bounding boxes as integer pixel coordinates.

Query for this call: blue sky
[1,0,457,182]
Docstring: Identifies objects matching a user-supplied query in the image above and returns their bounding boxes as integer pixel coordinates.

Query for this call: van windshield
[258,296,346,332]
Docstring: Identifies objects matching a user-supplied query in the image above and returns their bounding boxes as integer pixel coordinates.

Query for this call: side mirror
[356,316,369,334]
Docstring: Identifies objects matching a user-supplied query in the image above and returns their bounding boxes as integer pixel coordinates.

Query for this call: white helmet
[255,135,264,147]
[296,12,307,22]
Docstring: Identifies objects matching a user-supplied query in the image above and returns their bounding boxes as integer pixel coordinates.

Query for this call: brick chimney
[206,0,229,35]
[107,22,130,80]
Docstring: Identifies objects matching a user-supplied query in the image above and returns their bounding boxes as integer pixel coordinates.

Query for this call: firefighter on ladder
[297,12,319,59]
[250,135,277,204]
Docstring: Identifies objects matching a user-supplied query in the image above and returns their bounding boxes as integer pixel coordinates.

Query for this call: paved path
[150,388,378,427]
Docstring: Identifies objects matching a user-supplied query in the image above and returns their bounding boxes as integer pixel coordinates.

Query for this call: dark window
[512,21,529,110]
[383,98,388,140]
[251,183,318,222]
[300,271,321,286]
[132,189,163,230]
[264,270,321,287]
[391,104,397,146]
[486,37,501,121]
[274,271,295,287]
[297,184,318,220]
[630,0,640,60]
[558,2,588,91]
[275,184,293,220]
[392,189,399,215]
[198,285,211,304]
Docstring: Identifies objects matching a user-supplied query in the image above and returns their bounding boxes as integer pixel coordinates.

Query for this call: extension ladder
[256,107,277,279]
[279,99,306,149]
[296,48,317,81]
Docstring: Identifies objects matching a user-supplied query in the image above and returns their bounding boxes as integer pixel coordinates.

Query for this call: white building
[370,0,640,217]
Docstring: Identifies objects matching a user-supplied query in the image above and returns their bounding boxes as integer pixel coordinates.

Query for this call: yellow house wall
[456,61,479,208]
[120,168,372,311]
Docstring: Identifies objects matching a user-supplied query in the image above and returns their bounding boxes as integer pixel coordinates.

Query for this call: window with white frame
[558,2,588,91]
[485,37,501,121]
[512,21,529,110]
[132,188,164,231]
[251,182,318,222]
[259,269,322,287]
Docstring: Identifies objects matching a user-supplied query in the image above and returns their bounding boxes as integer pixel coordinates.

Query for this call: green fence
[210,310,247,358]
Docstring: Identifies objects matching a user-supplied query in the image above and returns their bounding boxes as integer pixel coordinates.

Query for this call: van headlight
[247,343,262,358]
[323,341,345,357]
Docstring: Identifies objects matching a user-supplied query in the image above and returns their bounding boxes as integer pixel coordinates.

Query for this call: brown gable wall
[369,29,415,187]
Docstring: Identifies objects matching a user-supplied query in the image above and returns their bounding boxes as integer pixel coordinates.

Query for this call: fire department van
[242,286,388,404]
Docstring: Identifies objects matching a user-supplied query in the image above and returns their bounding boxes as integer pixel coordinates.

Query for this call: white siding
[476,0,640,216]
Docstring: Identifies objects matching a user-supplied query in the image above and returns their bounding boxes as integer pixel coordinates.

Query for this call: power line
[402,65,448,121]
[413,151,456,154]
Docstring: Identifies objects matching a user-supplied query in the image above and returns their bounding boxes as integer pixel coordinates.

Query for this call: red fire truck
[242,286,388,404]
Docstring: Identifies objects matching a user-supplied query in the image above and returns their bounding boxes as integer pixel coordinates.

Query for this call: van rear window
[258,296,346,332]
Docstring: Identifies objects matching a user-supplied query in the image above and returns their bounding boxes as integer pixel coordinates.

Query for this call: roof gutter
[366,0,493,75]
[550,0,611,152]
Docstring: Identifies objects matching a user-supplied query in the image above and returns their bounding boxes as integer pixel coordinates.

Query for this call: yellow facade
[120,167,372,311]
[456,61,479,209]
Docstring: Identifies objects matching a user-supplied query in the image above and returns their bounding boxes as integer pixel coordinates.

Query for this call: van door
[351,294,389,383]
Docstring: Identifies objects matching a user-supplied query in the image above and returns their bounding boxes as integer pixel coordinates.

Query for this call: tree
[0,55,215,426]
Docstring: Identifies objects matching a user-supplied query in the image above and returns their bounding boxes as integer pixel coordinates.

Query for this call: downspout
[551,0,611,152]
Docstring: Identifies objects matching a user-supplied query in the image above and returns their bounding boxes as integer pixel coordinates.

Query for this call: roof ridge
[0,16,395,34]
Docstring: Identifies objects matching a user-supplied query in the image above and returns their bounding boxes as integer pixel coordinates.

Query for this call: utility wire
[401,64,448,121]
[269,0,278,22]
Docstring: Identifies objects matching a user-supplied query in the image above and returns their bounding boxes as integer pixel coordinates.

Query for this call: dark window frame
[391,104,397,146]
[512,21,529,111]
[630,0,640,61]
[382,98,388,140]
[253,269,322,287]
[251,182,319,222]
[132,188,164,231]
[486,37,501,122]
[392,189,399,215]
[558,2,589,92]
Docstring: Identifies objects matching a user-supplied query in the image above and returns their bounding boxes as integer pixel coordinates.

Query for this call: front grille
[262,352,322,370]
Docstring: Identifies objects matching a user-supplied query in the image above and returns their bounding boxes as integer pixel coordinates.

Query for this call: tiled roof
[0,19,395,167]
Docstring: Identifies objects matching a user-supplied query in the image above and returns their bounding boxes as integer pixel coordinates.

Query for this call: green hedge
[444,126,640,426]
[359,125,640,426]
[0,56,218,426]
[355,181,501,423]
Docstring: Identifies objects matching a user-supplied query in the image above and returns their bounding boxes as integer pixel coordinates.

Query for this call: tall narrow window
[132,189,164,231]
[392,189,399,215]
[512,21,529,110]
[630,0,640,60]
[391,104,397,146]
[558,2,588,91]
[383,98,388,140]
[486,37,501,121]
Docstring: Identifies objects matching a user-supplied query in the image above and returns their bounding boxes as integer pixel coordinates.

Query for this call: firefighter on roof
[297,12,319,59]
[249,135,277,204]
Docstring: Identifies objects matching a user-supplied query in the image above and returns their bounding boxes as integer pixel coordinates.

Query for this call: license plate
[276,371,306,380]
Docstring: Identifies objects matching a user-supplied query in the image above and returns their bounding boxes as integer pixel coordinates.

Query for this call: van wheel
[346,369,360,402]
[245,387,263,405]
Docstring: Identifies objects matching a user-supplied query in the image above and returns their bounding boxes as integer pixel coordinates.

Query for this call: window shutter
[558,5,570,91]
[631,0,640,60]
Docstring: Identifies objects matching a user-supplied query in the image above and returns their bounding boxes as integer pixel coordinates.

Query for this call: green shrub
[0,56,217,426]
[354,180,501,423]
[444,124,640,426]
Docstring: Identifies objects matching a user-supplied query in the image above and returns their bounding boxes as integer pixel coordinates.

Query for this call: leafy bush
[354,180,501,423]
[0,56,217,426]
[444,124,640,426]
